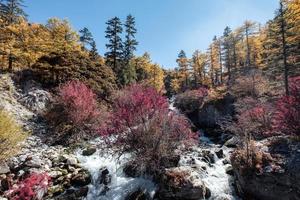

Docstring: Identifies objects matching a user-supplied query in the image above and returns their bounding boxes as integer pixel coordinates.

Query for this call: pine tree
[105,17,123,86]
[209,36,221,86]
[122,14,138,86]
[79,27,93,49]
[241,20,257,68]
[89,40,98,60]
[191,50,208,88]
[123,14,138,64]
[176,50,190,91]
[222,26,232,83]
[0,0,27,71]
[0,0,27,24]
[263,0,300,95]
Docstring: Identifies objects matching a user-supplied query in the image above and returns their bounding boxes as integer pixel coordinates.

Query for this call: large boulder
[70,169,91,187]
[232,137,300,200]
[197,94,235,129]
[157,167,210,200]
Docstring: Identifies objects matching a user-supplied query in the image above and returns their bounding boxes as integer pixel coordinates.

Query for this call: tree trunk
[280,1,289,96]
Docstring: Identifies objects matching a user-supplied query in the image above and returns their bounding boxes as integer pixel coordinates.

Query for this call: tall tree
[191,50,208,87]
[122,14,138,86]
[263,0,300,95]
[241,20,257,68]
[89,40,99,60]
[105,17,123,85]
[123,14,138,64]
[0,0,27,24]
[279,0,289,95]
[79,27,93,49]
[222,26,232,83]
[177,50,190,91]
[0,0,27,71]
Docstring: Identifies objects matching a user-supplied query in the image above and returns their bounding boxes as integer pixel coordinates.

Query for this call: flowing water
[76,102,238,200]
[76,141,157,200]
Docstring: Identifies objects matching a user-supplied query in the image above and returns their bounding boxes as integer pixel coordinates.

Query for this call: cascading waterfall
[76,142,156,200]
[180,135,239,200]
[76,101,238,200]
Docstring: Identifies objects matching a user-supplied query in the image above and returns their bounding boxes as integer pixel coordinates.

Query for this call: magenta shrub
[58,80,100,126]
[5,173,51,200]
[99,84,197,171]
[273,76,300,136]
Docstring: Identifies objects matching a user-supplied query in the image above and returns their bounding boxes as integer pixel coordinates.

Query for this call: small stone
[225,165,234,176]
[0,163,10,174]
[222,159,230,165]
[71,170,91,187]
[82,147,97,156]
[215,149,224,159]
[49,170,63,179]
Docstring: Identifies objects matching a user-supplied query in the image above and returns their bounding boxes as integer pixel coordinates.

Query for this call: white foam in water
[76,149,156,200]
[75,101,239,200]
[180,135,239,200]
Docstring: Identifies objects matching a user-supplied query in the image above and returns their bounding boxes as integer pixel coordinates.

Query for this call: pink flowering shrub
[174,87,208,114]
[46,80,108,144]
[58,80,100,126]
[99,84,197,172]
[5,173,51,200]
[273,76,300,136]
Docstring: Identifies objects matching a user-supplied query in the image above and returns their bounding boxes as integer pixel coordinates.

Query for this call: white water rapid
[76,139,156,200]
[75,101,239,200]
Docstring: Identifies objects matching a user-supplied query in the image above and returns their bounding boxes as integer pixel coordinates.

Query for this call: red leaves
[99,84,197,169]
[273,76,300,136]
[5,173,51,200]
[102,84,169,135]
[58,80,99,126]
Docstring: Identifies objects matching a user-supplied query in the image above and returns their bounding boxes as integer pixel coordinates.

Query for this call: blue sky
[26,0,279,68]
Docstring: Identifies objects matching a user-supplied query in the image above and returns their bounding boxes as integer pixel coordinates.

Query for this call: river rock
[202,150,215,164]
[0,175,10,192]
[71,169,91,187]
[215,149,224,159]
[157,167,210,200]
[224,136,239,148]
[160,155,180,168]
[49,171,63,179]
[125,188,152,200]
[99,167,111,185]
[197,94,235,129]
[225,165,234,176]
[123,161,143,178]
[232,136,300,200]
[25,157,43,168]
[53,186,89,200]
[62,155,78,166]
[82,147,97,156]
[0,163,10,174]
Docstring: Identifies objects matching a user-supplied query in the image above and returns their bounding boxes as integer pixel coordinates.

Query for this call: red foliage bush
[46,80,108,144]
[58,80,100,126]
[102,84,169,135]
[174,87,208,114]
[5,173,51,200]
[273,76,300,136]
[99,84,197,172]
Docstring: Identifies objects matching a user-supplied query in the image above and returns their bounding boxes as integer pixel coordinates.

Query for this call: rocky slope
[0,74,91,200]
[232,137,300,200]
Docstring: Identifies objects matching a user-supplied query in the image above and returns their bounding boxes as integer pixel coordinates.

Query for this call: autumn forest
[0,0,299,200]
